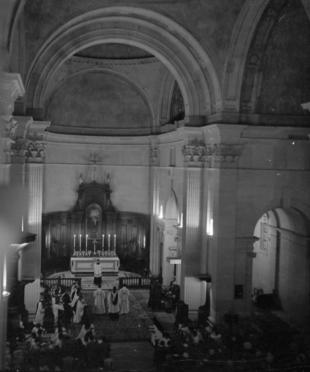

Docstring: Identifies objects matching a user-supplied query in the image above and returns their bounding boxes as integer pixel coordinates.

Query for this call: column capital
[10,139,46,163]
[182,138,206,166]
[25,141,46,163]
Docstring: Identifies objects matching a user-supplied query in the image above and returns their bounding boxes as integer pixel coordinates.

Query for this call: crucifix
[93,238,97,254]
[89,152,100,181]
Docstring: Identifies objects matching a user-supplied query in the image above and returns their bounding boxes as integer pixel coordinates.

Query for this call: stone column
[181,141,205,304]
[24,142,45,279]
[149,142,161,276]
[204,142,242,321]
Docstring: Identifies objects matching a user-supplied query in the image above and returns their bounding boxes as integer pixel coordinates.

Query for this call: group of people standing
[93,284,130,320]
[34,278,130,332]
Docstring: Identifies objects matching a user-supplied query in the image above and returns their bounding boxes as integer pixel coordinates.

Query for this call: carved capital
[25,141,46,163]
[205,144,242,168]
[182,138,206,166]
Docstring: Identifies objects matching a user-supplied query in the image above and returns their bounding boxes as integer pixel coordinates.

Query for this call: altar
[70,254,120,275]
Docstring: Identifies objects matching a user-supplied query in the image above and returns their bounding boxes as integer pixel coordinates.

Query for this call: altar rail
[41,277,81,290]
[119,276,151,289]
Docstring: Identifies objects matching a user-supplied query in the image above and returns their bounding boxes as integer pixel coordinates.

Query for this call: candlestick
[108,234,111,251]
[113,234,116,251]
[86,234,88,250]
[79,234,82,251]
[102,234,105,249]
[73,234,76,251]
[93,239,96,254]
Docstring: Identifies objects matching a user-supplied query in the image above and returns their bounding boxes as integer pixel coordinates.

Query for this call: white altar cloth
[70,256,120,275]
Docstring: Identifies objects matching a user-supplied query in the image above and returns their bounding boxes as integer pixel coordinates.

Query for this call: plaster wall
[43,136,151,215]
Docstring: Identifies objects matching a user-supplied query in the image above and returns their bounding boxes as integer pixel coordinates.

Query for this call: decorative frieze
[205,144,242,168]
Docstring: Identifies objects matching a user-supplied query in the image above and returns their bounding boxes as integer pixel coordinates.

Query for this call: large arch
[25,7,222,123]
[223,0,310,114]
[222,0,269,112]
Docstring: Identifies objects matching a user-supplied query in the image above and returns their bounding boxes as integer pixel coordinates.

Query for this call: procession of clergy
[34,261,130,330]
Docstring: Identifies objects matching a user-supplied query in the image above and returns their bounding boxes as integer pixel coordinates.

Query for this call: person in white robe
[93,284,106,314]
[34,296,45,326]
[73,295,85,323]
[108,286,120,320]
[119,284,130,315]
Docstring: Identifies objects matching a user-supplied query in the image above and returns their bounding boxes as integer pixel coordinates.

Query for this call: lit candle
[108,234,111,251]
[143,235,146,248]
[102,234,105,249]
[79,234,82,251]
[86,234,88,249]
[73,234,76,251]
[113,234,116,250]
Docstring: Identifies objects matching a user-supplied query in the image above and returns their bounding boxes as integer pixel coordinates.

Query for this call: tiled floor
[111,341,155,372]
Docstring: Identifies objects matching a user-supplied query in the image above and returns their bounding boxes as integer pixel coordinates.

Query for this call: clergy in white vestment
[119,284,130,315]
[93,284,106,314]
[73,295,85,323]
[108,286,120,320]
[93,259,102,287]
[34,295,45,325]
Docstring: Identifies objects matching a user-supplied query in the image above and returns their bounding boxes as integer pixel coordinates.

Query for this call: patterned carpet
[77,290,153,342]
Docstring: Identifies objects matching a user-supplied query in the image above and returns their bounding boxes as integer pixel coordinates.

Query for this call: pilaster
[24,141,45,279]
[181,140,205,301]
[203,131,243,320]
[149,141,160,275]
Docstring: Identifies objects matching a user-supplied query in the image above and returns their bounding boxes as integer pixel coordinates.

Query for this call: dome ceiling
[46,71,153,136]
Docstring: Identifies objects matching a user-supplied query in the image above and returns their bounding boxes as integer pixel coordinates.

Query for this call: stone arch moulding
[44,67,156,132]
[25,6,222,124]
[222,0,270,112]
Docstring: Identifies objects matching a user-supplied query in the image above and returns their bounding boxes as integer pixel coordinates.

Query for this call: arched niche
[45,70,153,135]
[252,207,310,325]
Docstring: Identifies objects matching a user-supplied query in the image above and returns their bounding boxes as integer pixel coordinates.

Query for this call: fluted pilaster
[182,168,203,277]
[25,163,43,278]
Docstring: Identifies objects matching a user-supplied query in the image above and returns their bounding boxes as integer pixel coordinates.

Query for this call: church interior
[1,0,310,371]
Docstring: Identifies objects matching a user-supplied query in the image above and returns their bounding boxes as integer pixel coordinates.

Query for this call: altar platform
[70,254,120,275]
